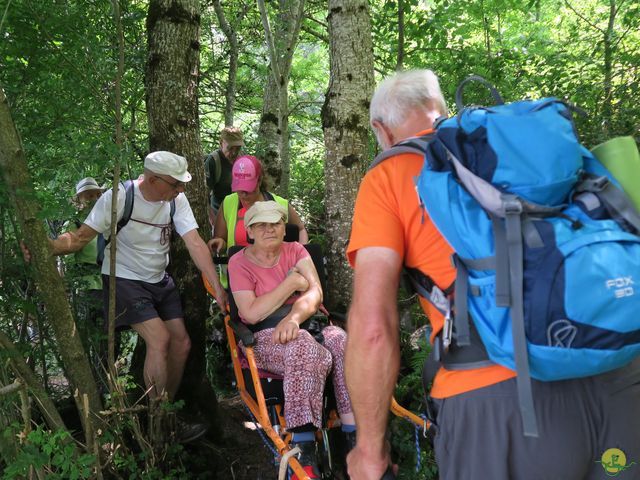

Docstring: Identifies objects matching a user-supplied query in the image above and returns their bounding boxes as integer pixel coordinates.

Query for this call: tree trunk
[0,331,68,433]
[256,0,305,196]
[257,74,283,190]
[396,0,405,71]
[0,87,103,431]
[212,0,238,127]
[321,0,375,311]
[602,0,616,138]
[145,0,219,428]
[108,0,125,372]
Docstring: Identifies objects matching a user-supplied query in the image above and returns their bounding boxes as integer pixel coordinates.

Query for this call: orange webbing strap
[390,397,431,433]
[202,272,218,299]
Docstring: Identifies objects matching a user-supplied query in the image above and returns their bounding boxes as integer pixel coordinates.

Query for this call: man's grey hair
[370,69,448,129]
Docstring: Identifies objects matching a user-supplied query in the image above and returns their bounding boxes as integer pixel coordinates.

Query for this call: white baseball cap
[144,151,192,183]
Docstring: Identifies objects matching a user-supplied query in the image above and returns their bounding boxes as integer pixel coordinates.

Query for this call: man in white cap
[40,151,227,442]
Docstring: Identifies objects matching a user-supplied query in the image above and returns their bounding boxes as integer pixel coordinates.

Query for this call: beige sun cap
[244,201,287,227]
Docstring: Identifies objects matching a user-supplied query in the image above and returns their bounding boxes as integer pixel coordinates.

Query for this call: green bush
[2,426,95,480]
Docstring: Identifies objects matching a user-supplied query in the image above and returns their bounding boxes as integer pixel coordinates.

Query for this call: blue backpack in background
[403,76,640,437]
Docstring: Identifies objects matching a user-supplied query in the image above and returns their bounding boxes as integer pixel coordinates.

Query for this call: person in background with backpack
[23,151,228,443]
[67,177,104,295]
[345,70,640,479]
[204,126,244,228]
[208,155,308,287]
[64,177,105,378]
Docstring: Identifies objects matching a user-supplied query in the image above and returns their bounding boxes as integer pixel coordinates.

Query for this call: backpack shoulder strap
[96,234,105,266]
[169,198,176,221]
[116,180,135,233]
[211,150,222,184]
[369,132,435,171]
[118,179,174,224]
[205,151,223,184]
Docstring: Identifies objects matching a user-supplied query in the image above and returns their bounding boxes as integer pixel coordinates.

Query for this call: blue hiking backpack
[376,76,640,437]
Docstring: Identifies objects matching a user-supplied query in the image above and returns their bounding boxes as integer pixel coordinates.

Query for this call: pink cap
[232,155,262,192]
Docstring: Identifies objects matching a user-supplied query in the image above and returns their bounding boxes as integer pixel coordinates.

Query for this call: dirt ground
[210,395,351,480]
[214,395,280,480]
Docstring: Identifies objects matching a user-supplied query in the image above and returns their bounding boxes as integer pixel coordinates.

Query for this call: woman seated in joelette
[227,200,354,480]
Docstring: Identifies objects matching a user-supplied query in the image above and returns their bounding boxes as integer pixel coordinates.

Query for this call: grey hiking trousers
[432,358,640,480]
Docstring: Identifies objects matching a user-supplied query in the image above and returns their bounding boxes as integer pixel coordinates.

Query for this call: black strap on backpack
[368,133,435,171]
[205,150,223,184]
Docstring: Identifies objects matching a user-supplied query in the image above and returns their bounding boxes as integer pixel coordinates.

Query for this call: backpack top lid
[430,79,584,210]
[433,101,583,210]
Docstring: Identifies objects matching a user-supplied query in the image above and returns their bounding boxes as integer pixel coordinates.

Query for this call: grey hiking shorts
[431,358,640,480]
[102,273,183,329]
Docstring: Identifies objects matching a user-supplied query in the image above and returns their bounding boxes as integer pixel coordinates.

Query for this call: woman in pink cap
[208,156,308,283]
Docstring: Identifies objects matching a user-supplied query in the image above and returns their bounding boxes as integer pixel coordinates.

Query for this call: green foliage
[0,0,148,214]
[1,426,95,479]
[199,3,329,235]
[1,0,639,475]
[391,320,438,479]
[288,41,329,240]
[372,0,639,147]
[109,443,189,480]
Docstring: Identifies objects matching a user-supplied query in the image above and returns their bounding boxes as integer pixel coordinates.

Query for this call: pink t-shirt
[228,242,310,305]
[234,206,249,246]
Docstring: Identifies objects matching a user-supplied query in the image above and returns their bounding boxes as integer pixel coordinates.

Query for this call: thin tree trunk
[0,331,68,433]
[0,88,103,431]
[481,0,491,61]
[256,0,305,195]
[212,0,238,127]
[396,0,405,71]
[602,0,616,137]
[322,0,374,310]
[257,74,282,189]
[145,0,220,428]
[108,0,125,374]
[565,0,624,140]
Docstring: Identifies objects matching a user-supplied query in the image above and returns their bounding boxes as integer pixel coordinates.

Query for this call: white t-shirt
[84,179,198,283]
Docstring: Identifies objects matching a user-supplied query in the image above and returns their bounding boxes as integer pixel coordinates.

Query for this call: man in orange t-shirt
[345,70,640,480]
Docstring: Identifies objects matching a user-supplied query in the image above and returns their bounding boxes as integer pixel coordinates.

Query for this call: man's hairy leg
[132,317,172,399]
[162,318,191,399]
